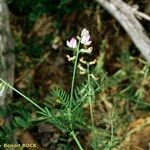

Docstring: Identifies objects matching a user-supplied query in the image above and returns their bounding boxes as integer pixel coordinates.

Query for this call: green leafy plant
[0,28,102,150]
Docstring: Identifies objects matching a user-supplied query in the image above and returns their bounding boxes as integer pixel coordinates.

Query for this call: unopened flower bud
[66,55,76,61]
[77,36,81,40]
[79,57,87,64]
[90,74,99,80]
[78,63,86,74]
[89,59,97,65]
[80,47,93,54]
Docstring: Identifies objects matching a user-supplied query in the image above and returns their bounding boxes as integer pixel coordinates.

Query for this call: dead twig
[96,0,150,63]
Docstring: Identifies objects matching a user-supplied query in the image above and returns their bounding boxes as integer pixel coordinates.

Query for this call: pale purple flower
[66,38,77,48]
[81,28,92,45]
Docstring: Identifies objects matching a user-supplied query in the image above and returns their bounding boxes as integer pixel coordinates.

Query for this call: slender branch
[131,5,150,21]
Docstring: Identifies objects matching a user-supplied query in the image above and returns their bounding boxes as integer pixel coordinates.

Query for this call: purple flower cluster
[66,28,92,49]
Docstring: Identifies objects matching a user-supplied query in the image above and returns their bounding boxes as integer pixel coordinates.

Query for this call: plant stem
[69,40,84,149]
[71,131,84,150]
[89,99,94,128]
[70,41,80,108]
[87,65,95,129]
[69,40,80,130]
[0,78,45,113]
[110,118,114,142]
[70,51,79,106]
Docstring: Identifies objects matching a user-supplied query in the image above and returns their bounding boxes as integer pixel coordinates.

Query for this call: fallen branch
[96,0,150,63]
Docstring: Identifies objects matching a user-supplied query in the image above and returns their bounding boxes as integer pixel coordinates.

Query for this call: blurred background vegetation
[0,0,150,149]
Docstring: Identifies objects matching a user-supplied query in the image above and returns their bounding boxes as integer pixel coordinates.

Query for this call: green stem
[87,65,95,129]
[70,51,79,107]
[89,99,94,128]
[69,40,80,130]
[69,40,83,149]
[71,131,84,150]
[110,119,114,142]
[70,41,80,108]
[68,40,80,131]
[0,78,45,113]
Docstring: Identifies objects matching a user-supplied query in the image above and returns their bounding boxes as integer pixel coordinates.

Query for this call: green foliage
[49,88,84,131]
[52,88,71,109]
[91,108,130,150]
[75,81,95,101]
[0,104,32,144]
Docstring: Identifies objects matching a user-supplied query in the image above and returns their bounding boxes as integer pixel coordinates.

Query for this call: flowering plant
[64,28,100,149]
[0,28,100,150]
